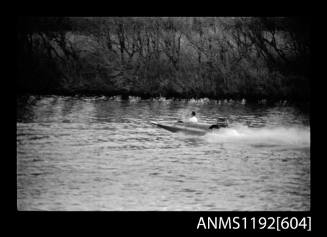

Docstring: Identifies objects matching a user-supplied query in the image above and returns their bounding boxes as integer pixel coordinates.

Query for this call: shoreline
[17,90,310,109]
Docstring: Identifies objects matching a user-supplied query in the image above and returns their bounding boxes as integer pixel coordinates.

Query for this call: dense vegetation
[17,17,310,102]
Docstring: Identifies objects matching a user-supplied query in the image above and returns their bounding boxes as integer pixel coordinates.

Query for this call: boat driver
[189,111,198,123]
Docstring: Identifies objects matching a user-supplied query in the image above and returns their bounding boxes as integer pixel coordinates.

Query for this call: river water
[17,95,310,211]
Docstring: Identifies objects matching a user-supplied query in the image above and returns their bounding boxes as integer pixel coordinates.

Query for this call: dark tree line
[17,17,310,101]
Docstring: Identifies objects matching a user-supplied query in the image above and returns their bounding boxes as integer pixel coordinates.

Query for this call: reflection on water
[17,95,310,211]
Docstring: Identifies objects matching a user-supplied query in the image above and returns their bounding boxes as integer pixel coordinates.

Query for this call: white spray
[204,124,310,147]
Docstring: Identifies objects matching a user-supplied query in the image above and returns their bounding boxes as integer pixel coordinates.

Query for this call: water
[17,95,310,211]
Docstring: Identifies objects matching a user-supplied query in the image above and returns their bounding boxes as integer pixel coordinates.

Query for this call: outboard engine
[209,117,228,129]
[217,117,228,128]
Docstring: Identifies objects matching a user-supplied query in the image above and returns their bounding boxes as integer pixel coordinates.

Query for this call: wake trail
[204,124,310,147]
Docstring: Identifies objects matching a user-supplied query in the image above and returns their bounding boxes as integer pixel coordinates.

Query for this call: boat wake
[204,124,310,147]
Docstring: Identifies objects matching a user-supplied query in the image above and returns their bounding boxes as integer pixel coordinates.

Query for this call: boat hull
[150,121,218,135]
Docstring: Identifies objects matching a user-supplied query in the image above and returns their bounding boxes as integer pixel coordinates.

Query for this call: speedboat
[150,117,228,135]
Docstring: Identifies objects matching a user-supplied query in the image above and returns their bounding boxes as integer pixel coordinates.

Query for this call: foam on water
[205,124,310,147]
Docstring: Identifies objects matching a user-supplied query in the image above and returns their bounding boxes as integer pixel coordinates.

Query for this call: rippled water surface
[17,95,310,211]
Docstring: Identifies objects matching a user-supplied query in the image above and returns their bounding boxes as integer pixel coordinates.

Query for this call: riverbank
[17,91,310,112]
[17,17,310,109]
